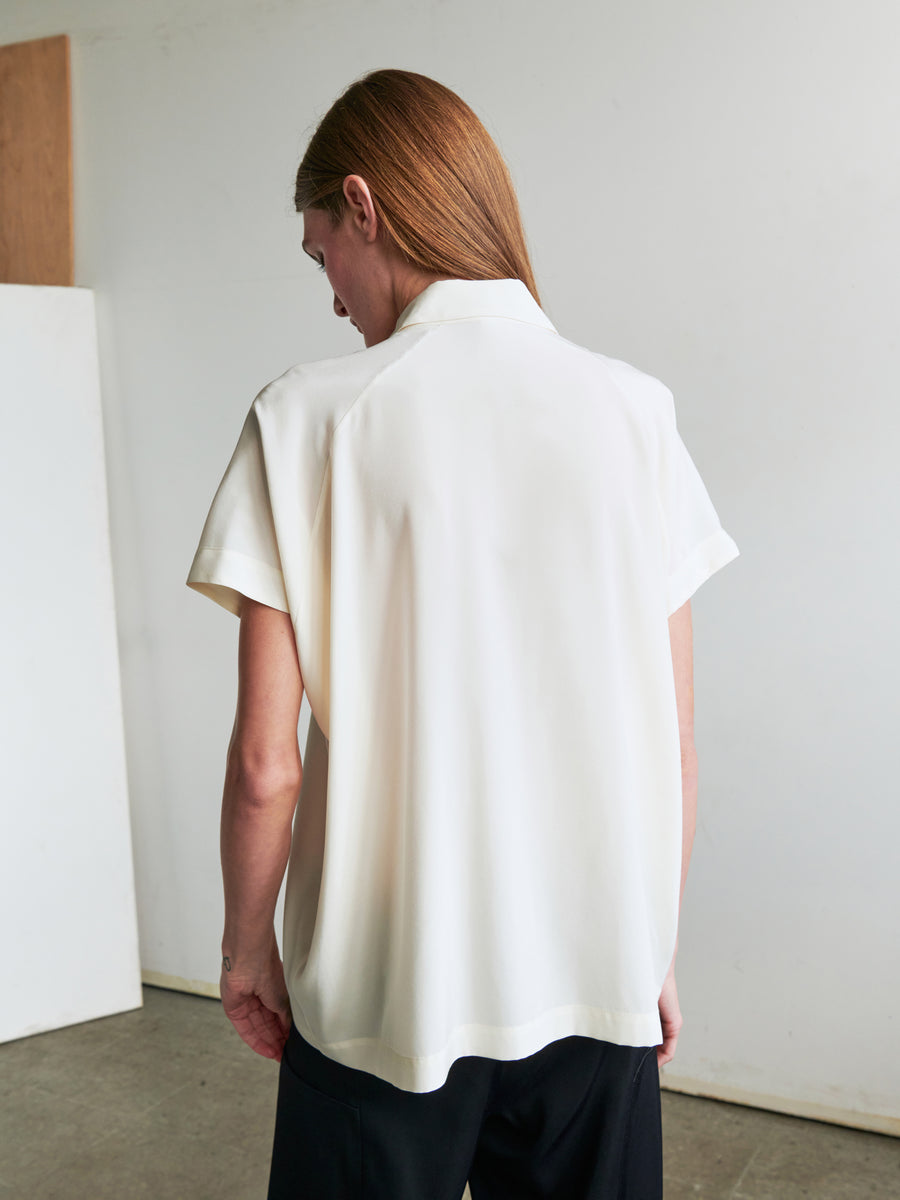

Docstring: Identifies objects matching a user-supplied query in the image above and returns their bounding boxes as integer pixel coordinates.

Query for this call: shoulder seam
[303,327,434,566]
[331,327,434,442]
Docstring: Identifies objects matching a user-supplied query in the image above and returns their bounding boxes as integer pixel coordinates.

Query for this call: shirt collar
[393,278,557,336]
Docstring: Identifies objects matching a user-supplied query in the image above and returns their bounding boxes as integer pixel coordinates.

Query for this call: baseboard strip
[140,969,220,1000]
[662,1073,899,1138]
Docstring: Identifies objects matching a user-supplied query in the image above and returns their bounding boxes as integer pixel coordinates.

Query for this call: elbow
[224,747,302,810]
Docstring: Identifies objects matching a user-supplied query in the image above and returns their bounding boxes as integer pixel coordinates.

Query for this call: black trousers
[267,1023,662,1199]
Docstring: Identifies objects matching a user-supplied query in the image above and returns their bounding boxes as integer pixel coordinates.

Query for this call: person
[187,68,739,1200]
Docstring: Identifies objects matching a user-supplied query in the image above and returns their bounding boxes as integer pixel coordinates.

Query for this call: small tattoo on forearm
[222,956,232,972]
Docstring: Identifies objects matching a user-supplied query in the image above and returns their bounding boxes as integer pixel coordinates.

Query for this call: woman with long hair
[188,68,738,1199]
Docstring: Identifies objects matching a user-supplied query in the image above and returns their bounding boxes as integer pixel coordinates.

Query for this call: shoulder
[251,328,429,434]
[537,330,675,411]
[590,351,674,417]
[552,341,677,441]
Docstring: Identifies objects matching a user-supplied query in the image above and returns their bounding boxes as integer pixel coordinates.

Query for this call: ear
[342,175,379,244]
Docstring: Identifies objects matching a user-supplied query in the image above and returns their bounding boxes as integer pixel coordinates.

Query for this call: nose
[333,293,349,318]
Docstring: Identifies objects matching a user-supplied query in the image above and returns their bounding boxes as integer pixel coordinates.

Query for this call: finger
[247,1007,286,1056]
[255,1004,291,1054]
[231,1017,280,1059]
[228,1000,285,1060]
[657,1029,678,1067]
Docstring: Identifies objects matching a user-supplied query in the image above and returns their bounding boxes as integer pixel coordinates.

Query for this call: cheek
[327,258,353,304]
[339,271,368,316]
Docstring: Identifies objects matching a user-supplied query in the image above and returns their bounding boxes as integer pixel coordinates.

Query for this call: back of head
[295,69,540,305]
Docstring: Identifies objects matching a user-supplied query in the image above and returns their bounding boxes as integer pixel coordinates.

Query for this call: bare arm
[671,599,698,909]
[219,598,304,1061]
[657,598,698,1066]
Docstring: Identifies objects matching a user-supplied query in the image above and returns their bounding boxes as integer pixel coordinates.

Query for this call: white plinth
[0,284,142,1041]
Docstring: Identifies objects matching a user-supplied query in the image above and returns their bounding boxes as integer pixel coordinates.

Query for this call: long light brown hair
[295,69,540,304]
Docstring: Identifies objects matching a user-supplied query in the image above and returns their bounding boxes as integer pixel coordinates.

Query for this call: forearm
[679,745,698,909]
[220,755,301,961]
[668,745,698,974]
[660,600,695,1058]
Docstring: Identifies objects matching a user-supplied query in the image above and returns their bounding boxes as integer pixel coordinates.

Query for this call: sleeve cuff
[186,546,289,617]
[667,528,739,616]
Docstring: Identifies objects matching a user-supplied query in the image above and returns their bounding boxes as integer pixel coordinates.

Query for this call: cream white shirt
[187,278,739,1092]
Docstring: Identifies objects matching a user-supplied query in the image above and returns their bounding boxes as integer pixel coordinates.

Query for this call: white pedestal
[0,284,142,1040]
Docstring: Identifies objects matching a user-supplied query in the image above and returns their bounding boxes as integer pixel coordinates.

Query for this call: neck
[390,261,456,326]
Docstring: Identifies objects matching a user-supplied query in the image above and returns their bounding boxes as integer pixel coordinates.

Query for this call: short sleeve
[658,394,739,617]
[186,405,289,617]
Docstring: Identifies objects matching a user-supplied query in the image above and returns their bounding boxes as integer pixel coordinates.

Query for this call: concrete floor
[0,987,897,1198]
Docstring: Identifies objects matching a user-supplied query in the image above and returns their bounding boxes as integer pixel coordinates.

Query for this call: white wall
[3,0,897,1129]
[0,286,142,1040]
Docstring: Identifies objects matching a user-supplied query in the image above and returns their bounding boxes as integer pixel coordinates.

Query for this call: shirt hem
[667,528,739,616]
[291,1004,664,1094]
[186,545,289,616]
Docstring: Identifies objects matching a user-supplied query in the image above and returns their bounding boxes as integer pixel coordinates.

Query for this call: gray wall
[3,0,897,1129]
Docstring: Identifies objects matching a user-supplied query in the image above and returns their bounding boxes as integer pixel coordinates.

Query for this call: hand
[220,939,292,1062]
[657,963,683,1068]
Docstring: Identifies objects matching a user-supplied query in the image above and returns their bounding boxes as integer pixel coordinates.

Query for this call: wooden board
[0,35,72,286]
